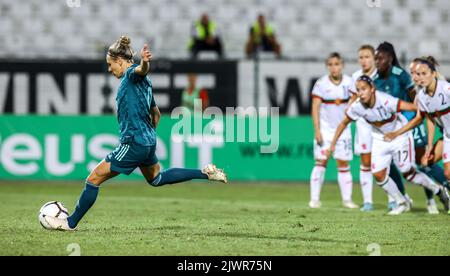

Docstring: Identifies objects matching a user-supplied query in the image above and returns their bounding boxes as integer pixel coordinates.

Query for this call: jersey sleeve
[444,81,450,98]
[349,80,357,95]
[311,80,324,100]
[345,103,362,121]
[417,96,427,114]
[349,73,359,94]
[127,65,146,83]
[383,93,401,113]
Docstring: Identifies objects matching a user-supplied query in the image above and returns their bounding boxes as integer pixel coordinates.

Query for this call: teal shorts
[106,142,159,175]
[412,124,427,148]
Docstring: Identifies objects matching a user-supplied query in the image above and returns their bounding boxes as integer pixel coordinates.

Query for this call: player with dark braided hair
[373,42,416,210]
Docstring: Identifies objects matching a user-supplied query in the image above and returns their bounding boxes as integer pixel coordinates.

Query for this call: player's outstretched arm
[135,44,152,76]
[384,110,423,142]
[327,116,352,157]
[398,100,417,112]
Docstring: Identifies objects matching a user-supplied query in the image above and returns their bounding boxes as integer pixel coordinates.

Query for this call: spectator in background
[189,14,224,59]
[181,74,209,111]
[246,14,282,59]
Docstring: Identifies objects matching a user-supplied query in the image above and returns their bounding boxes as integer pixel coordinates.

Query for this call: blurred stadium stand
[0,0,449,60]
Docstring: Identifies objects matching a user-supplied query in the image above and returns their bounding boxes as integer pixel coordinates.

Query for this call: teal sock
[389,163,406,196]
[422,164,450,189]
[419,166,441,201]
[67,182,99,229]
[423,187,435,201]
[149,169,208,187]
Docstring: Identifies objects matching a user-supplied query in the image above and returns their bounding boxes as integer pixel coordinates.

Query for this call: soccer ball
[38,201,69,230]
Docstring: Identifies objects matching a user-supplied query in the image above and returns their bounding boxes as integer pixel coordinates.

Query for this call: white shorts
[371,133,415,174]
[443,136,450,163]
[354,118,372,155]
[314,127,353,161]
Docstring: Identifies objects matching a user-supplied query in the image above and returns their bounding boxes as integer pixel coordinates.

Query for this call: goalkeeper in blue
[45,36,228,231]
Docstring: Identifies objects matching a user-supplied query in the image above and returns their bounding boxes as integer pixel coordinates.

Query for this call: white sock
[360,166,373,204]
[407,171,440,195]
[310,165,326,202]
[377,177,406,205]
[338,168,353,202]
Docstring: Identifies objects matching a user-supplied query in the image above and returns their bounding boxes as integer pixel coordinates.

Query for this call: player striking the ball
[44,36,228,231]
[328,75,449,215]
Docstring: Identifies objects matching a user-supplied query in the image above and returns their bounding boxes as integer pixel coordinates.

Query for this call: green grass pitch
[0,181,449,256]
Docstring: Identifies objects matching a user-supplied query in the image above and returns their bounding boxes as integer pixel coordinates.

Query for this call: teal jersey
[373,66,415,121]
[116,64,156,146]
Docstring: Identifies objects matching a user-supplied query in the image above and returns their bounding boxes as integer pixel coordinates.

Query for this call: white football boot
[427,203,440,215]
[343,201,359,209]
[387,202,410,216]
[405,193,414,209]
[44,216,76,231]
[202,164,228,183]
[309,200,322,209]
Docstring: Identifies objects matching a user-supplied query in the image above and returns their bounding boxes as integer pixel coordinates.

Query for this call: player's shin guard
[376,176,406,205]
[310,165,326,202]
[148,168,208,187]
[67,181,99,229]
[406,170,440,195]
[338,167,353,202]
[360,166,373,204]
[389,163,406,195]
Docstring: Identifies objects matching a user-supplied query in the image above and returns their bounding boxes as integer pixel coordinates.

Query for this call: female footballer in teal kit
[374,42,414,210]
[44,36,228,231]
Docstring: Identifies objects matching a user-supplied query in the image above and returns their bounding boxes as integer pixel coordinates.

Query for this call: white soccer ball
[38,201,69,230]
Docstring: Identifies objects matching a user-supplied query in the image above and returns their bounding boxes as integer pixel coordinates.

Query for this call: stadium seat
[1,0,449,60]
